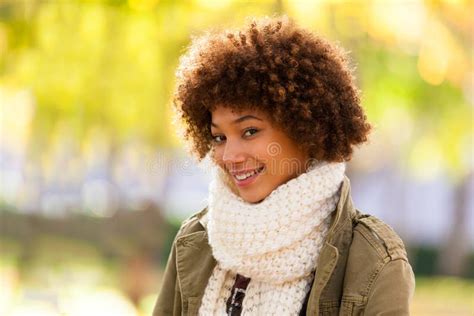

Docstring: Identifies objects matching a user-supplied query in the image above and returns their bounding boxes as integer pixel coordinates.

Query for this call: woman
[153,16,415,316]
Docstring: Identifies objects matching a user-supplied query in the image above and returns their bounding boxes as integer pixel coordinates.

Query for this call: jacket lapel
[176,230,216,313]
[306,175,355,315]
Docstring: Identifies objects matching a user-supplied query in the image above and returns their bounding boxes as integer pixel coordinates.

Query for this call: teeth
[234,168,260,181]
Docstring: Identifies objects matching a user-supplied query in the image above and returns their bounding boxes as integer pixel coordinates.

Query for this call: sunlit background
[0,0,473,315]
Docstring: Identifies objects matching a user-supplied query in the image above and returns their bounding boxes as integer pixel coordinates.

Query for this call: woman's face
[210,106,310,203]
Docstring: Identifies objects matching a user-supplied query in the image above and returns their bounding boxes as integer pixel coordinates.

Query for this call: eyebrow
[211,115,263,128]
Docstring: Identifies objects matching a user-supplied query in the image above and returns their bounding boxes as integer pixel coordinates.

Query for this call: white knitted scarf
[198,160,346,315]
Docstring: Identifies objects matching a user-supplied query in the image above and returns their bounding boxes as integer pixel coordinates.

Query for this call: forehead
[210,106,269,126]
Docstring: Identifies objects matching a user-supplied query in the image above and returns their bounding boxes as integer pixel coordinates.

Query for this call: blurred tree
[0,0,472,277]
[0,0,470,175]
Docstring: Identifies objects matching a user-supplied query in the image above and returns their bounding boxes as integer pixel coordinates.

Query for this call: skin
[210,106,310,203]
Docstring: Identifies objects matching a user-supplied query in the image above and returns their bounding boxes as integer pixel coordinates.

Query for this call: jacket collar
[326,175,355,242]
[175,175,355,314]
[306,175,356,314]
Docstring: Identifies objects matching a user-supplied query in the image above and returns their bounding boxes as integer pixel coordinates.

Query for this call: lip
[230,166,265,187]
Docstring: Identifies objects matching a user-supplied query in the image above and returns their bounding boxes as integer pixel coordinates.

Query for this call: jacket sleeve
[152,235,182,316]
[364,259,415,315]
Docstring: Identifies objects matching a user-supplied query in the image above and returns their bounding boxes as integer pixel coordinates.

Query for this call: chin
[243,197,263,204]
[239,191,266,204]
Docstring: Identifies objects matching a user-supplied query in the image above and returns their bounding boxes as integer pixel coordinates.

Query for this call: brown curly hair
[173,15,371,162]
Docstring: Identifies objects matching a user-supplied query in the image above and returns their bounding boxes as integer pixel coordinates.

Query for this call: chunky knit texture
[198,161,346,315]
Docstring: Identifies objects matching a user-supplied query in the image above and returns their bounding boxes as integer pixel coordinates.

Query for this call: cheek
[211,147,225,165]
[251,138,273,161]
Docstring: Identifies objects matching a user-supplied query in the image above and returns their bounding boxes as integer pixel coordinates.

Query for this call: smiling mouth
[232,166,265,182]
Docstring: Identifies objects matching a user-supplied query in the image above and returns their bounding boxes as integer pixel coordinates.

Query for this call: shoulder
[336,212,415,313]
[341,211,414,299]
[350,211,409,262]
[175,206,209,238]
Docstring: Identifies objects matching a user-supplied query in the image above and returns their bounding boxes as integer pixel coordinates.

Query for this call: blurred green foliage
[0,1,472,314]
[0,0,472,180]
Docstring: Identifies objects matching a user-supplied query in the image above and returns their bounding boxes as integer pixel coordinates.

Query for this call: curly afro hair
[173,15,371,162]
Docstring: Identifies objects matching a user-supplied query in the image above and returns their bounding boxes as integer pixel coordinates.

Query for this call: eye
[211,134,226,144]
[243,128,259,138]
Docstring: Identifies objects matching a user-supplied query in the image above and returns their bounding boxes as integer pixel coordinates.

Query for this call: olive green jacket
[152,176,415,315]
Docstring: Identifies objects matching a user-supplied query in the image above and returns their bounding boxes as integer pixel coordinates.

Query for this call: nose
[222,139,246,165]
